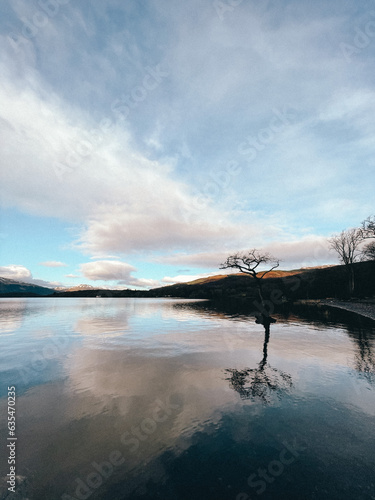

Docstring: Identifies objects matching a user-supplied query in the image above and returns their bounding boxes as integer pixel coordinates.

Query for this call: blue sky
[0,0,374,289]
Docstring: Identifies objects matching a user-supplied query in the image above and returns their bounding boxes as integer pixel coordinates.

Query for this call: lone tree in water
[220,249,280,313]
[328,228,363,295]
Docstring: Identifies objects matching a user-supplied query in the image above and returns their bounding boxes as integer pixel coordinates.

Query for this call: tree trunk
[255,277,264,307]
[259,327,270,369]
[349,265,355,296]
[344,264,355,297]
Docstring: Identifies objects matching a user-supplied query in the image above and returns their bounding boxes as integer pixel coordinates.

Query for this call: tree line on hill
[328,214,375,295]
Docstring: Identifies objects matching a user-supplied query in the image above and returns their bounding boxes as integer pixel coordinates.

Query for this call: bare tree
[361,241,375,261]
[360,215,375,261]
[361,215,375,239]
[220,249,280,310]
[329,228,363,295]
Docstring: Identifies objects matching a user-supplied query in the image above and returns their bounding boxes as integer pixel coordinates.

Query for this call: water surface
[0,298,374,500]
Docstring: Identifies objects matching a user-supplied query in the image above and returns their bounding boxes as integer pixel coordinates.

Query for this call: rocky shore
[296,299,375,322]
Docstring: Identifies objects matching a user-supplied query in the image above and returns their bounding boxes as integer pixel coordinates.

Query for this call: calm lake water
[0,297,375,500]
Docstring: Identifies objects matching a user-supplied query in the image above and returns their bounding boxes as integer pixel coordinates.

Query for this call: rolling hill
[1,261,374,300]
[0,277,54,296]
[149,261,375,301]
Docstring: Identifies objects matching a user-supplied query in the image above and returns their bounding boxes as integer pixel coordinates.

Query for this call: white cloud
[125,277,161,289]
[80,260,136,282]
[77,205,269,255]
[39,261,68,267]
[157,236,337,271]
[0,265,32,281]
[318,89,375,124]
[262,237,336,268]
[157,251,232,269]
[0,55,274,257]
[79,260,160,289]
[0,265,59,288]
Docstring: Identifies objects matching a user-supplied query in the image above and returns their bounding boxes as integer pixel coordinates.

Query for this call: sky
[0,0,374,290]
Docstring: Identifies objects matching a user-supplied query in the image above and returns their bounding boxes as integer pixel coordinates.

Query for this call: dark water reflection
[0,298,375,500]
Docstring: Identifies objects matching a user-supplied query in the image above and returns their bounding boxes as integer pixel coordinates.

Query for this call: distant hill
[54,284,101,292]
[184,268,318,286]
[149,261,375,301]
[52,288,146,298]
[0,277,53,296]
[1,262,374,300]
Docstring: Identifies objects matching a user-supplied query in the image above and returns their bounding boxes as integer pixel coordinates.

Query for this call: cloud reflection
[0,300,27,333]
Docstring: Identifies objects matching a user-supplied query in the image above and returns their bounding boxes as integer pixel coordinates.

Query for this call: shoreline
[295,299,375,322]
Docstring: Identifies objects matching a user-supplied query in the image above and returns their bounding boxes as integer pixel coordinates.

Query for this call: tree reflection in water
[287,303,375,386]
[351,326,375,385]
[225,315,293,403]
